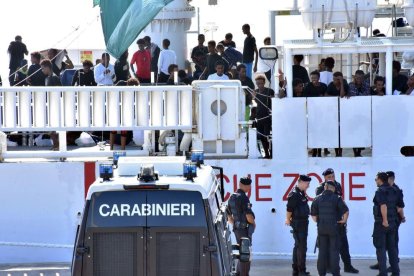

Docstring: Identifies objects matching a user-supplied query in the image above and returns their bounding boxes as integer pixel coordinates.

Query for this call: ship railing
[0,85,192,159]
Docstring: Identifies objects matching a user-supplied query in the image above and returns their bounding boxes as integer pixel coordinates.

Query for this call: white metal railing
[0,86,192,131]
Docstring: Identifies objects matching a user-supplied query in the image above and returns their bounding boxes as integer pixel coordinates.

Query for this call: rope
[0,241,73,249]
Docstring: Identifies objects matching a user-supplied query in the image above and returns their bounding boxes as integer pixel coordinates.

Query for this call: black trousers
[234,228,251,276]
[317,227,340,276]
[373,222,399,276]
[292,221,308,273]
[157,72,170,83]
[338,224,352,268]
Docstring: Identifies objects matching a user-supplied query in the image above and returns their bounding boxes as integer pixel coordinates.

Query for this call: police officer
[227,176,256,276]
[372,172,400,276]
[286,174,311,276]
[315,168,359,274]
[311,181,349,276]
[370,171,406,271]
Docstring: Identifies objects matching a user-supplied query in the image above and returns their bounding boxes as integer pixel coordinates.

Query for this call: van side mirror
[259,47,278,60]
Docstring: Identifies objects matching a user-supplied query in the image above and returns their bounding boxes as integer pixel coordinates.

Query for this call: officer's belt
[234,221,248,229]
[292,217,308,221]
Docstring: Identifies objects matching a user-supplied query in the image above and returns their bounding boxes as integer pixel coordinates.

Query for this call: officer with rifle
[372,172,400,276]
[286,174,312,276]
[227,176,256,276]
[315,168,359,274]
[311,181,349,276]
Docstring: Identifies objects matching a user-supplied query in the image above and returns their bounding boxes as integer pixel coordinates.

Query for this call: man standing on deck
[8,35,28,85]
[94,53,115,86]
[242,24,258,79]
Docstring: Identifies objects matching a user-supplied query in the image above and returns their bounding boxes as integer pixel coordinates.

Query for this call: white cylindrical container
[403,0,414,27]
[300,0,376,30]
[137,0,195,69]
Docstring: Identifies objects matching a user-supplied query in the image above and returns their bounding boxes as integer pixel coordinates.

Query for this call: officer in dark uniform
[311,181,349,276]
[315,168,359,274]
[227,176,256,276]
[286,174,312,276]
[370,171,406,271]
[372,172,400,276]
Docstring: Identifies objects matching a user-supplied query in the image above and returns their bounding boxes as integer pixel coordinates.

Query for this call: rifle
[313,235,319,254]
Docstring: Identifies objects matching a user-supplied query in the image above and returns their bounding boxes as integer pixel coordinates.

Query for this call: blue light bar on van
[99,163,114,181]
[191,150,204,166]
[183,162,197,180]
[113,151,126,166]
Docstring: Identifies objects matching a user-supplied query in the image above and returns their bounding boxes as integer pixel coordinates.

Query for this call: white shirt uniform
[320,71,333,85]
[207,73,230,80]
[94,63,115,85]
[157,49,177,75]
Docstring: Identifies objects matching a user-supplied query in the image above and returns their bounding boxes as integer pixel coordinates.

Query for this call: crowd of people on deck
[2,26,414,154]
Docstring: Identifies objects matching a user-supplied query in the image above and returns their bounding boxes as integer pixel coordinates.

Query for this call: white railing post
[136,90,149,127]
[107,90,119,127]
[93,90,105,127]
[151,90,163,127]
[165,89,178,127]
[64,90,76,127]
[48,90,61,128]
[122,89,134,127]
[18,90,31,128]
[4,91,16,128]
[78,90,90,127]
[180,88,192,127]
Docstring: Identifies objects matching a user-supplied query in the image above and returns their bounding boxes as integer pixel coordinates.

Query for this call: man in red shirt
[130,38,151,83]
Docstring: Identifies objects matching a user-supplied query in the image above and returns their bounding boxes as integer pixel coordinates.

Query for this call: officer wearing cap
[227,176,256,276]
[370,171,406,271]
[311,181,349,276]
[316,168,359,274]
[372,172,400,276]
[286,175,311,276]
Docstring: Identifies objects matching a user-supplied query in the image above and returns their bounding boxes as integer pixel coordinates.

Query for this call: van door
[146,190,211,276]
[83,191,147,276]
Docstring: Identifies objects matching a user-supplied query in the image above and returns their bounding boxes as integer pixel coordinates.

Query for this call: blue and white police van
[72,154,248,276]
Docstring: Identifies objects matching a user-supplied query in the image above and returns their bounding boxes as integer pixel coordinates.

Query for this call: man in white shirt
[208,62,229,80]
[94,52,116,86]
[157,39,176,83]
[320,57,335,85]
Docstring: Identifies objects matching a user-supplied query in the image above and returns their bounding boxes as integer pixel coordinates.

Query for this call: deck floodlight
[138,164,158,182]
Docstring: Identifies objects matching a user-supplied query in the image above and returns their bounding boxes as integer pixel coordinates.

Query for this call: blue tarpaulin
[94,0,173,58]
